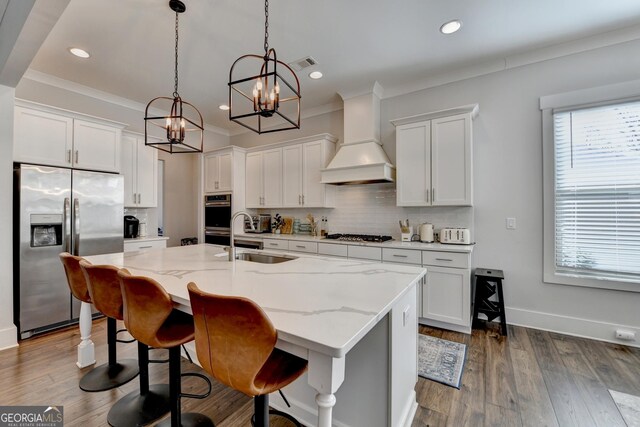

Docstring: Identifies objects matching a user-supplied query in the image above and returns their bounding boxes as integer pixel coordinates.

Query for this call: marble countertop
[85,244,426,358]
[235,232,474,253]
[124,236,170,243]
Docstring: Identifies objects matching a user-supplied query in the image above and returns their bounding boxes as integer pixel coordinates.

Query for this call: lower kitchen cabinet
[123,238,167,252]
[422,266,471,329]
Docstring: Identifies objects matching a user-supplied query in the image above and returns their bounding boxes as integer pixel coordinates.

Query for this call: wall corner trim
[0,325,18,351]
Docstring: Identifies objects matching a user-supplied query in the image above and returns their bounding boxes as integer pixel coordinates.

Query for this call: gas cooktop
[325,234,393,243]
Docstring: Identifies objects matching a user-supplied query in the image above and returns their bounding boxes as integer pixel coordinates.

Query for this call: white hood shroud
[321,83,395,185]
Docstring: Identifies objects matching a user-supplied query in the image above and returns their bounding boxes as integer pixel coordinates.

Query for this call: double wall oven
[204,194,231,245]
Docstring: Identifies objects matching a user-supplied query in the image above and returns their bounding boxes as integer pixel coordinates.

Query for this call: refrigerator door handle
[73,198,80,255]
[63,197,71,253]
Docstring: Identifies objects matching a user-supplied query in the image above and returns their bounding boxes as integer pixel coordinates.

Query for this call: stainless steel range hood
[321,82,395,185]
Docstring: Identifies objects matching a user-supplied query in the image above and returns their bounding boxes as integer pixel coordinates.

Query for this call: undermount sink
[235,252,297,264]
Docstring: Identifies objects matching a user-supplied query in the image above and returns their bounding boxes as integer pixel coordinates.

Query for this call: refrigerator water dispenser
[30,214,62,247]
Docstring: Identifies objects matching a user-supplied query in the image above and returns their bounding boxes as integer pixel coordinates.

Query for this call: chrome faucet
[229,211,255,261]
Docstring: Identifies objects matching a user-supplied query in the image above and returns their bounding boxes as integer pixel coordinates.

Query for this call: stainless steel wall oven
[204,194,231,245]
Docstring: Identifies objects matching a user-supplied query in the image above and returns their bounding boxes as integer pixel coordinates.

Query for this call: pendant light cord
[263,0,269,57]
[174,11,180,98]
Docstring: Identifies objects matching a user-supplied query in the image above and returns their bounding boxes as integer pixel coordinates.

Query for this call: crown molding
[21,69,231,136]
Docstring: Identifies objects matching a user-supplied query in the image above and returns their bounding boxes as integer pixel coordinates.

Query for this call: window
[543,89,640,292]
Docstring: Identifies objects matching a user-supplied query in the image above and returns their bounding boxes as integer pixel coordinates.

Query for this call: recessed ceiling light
[69,47,90,58]
[440,20,462,35]
[309,71,323,79]
[218,104,230,111]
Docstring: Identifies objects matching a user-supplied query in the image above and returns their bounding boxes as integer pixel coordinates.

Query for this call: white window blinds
[553,101,640,283]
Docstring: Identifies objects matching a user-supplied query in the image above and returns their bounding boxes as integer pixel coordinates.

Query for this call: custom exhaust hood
[321,82,396,185]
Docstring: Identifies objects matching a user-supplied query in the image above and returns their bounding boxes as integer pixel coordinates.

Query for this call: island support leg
[307,351,345,427]
[76,301,95,368]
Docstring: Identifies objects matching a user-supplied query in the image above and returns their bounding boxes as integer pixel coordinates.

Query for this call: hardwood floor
[0,319,638,426]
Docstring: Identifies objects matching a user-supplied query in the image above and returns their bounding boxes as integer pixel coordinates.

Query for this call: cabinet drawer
[288,241,318,254]
[422,251,469,269]
[318,243,348,257]
[263,239,288,250]
[124,240,166,252]
[348,245,382,261]
[383,248,422,265]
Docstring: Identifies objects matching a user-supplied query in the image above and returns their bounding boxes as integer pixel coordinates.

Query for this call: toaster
[439,228,471,244]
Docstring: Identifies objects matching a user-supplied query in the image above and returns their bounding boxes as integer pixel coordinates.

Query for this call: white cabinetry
[246,148,282,208]
[123,238,167,252]
[392,105,477,207]
[122,132,158,208]
[421,250,472,333]
[204,152,232,193]
[14,102,125,173]
[283,140,335,207]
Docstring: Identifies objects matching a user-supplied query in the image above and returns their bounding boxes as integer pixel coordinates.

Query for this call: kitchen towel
[418,334,467,389]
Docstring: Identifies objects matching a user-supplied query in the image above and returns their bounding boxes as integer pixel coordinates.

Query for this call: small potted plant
[272,214,284,234]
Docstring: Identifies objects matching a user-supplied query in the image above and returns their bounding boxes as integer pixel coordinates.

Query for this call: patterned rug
[418,334,467,389]
[609,389,640,426]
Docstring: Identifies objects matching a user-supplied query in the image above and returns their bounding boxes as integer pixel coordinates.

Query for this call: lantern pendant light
[145,0,203,153]
[228,0,301,134]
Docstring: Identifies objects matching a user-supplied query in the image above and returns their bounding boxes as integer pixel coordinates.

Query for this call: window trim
[541,81,640,293]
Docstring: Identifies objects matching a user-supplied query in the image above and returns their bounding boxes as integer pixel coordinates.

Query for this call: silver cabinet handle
[302,195,305,205]
[215,181,219,189]
[63,198,71,252]
[73,198,80,255]
[432,188,435,202]
[138,194,141,204]
[66,149,72,164]
[75,150,79,164]
[133,193,137,204]
[295,245,306,249]
[435,258,453,262]
[268,242,278,246]
[393,254,408,258]
[299,195,302,205]
[139,245,153,249]
[426,189,429,203]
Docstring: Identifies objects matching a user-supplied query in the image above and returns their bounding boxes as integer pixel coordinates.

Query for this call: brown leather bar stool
[118,270,214,427]
[188,283,308,427]
[59,253,138,392]
[78,261,171,426]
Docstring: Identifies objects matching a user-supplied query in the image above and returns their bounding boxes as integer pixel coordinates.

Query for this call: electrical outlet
[506,218,516,230]
[615,329,636,341]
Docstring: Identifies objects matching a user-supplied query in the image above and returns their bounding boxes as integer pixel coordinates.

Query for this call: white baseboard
[0,324,18,351]
[506,306,640,348]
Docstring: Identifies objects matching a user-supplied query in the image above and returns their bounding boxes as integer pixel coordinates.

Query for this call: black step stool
[473,268,507,336]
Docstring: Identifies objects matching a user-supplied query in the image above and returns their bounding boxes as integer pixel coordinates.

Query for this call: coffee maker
[124,215,139,238]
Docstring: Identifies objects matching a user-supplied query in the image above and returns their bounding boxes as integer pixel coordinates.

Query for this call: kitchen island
[84,244,426,427]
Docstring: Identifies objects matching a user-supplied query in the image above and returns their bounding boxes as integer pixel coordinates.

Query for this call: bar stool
[188,283,308,427]
[59,253,138,392]
[473,268,508,336]
[118,270,214,427]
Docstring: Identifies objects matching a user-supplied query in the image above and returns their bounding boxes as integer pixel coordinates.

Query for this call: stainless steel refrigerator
[14,164,124,338]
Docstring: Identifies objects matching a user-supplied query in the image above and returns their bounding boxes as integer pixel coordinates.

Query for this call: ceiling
[26,0,640,133]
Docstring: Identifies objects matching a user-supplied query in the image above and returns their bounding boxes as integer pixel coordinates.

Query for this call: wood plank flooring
[0,319,638,426]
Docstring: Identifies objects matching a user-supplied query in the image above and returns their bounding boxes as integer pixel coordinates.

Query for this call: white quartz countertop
[236,232,474,253]
[84,244,426,358]
[124,236,170,243]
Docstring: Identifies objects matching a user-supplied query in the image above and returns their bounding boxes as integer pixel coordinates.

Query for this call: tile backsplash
[257,182,473,240]
[124,207,159,237]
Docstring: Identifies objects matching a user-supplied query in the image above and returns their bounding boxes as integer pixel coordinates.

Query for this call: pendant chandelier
[228,0,301,134]
[145,0,203,153]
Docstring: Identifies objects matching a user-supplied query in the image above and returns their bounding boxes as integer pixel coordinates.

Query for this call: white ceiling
[27,0,640,132]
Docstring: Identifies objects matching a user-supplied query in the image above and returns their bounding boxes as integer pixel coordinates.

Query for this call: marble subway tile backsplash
[258,183,473,240]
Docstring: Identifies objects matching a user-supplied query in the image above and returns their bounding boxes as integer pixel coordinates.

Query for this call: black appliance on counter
[204,194,232,245]
[325,233,393,243]
[124,215,139,238]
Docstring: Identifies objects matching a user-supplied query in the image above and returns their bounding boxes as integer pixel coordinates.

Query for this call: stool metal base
[156,412,215,427]
[79,359,139,392]
[107,384,170,427]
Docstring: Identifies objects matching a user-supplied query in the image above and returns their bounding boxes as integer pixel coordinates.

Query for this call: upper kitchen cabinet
[121,132,158,208]
[203,146,247,195]
[246,148,283,208]
[14,101,125,173]
[283,139,336,207]
[392,105,478,207]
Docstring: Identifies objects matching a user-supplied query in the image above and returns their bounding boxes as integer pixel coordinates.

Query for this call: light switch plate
[506,218,516,229]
